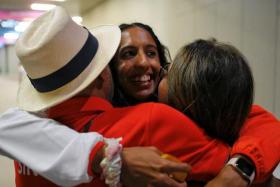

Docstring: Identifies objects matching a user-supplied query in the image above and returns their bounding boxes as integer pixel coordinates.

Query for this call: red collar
[47,96,113,131]
[80,97,113,112]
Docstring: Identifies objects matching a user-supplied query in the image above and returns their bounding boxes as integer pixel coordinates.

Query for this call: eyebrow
[119,45,135,52]
[145,44,157,49]
[119,43,157,51]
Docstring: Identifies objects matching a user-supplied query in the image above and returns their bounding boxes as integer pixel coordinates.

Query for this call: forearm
[0,108,103,186]
[205,165,248,187]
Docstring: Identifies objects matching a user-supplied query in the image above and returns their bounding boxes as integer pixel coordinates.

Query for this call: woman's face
[114,26,161,101]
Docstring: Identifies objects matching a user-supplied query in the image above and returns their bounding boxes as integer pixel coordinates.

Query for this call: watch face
[236,158,255,176]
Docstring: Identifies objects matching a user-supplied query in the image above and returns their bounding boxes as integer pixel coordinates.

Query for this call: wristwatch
[226,155,256,186]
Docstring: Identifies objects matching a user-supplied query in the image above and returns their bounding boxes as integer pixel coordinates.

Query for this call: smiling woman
[110,22,171,106]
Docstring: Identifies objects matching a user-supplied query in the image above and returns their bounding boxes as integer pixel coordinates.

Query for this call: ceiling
[0,0,105,46]
[0,0,105,15]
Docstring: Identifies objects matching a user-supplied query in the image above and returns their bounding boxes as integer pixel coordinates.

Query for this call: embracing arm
[0,107,102,186]
[231,105,280,182]
[147,103,279,186]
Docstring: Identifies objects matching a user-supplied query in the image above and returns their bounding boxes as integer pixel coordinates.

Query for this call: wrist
[100,138,123,187]
[226,154,256,186]
[92,145,106,174]
[221,165,250,186]
[89,141,106,176]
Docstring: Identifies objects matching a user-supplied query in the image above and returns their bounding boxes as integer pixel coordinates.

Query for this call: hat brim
[17,25,121,112]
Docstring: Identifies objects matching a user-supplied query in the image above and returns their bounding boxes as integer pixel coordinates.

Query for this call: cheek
[116,61,126,74]
[152,58,161,70]
[151,59,161,81]
[158,78,168,104]
[116,62,131,81]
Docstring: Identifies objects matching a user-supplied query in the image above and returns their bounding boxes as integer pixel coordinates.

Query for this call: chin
[134,92,155,102]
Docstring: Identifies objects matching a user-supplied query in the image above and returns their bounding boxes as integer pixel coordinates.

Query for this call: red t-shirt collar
[47,96,113,131]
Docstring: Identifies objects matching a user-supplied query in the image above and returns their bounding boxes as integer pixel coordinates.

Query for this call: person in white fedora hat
[16,7,118,112]
[4,5,190,187]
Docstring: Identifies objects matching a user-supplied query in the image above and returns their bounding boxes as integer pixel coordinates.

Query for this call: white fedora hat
[16,6,121,112]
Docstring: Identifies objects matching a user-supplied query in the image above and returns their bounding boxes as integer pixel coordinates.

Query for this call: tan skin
[113,27,161,101]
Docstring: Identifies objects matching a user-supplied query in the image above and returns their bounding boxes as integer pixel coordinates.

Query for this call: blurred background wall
[0,0,279,186]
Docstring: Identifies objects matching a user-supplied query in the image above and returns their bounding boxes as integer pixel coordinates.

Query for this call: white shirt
[0,107,104,186]
[273,163,280,179]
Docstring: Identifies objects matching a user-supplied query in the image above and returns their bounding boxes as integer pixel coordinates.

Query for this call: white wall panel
[242,0,277,113]
[216,0,242,49]
[6,45,19,74]
[194,2,217,39]
[276,0,280,118]
[162,0,196,56]
[0,47,5,74]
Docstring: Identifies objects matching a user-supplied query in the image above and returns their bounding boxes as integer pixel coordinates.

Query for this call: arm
[0,108,190,187]
[147,103,280,184]
[231,105,280,182]
[205,165,248,187]
[0,107,102,186]
[206,105,280,186]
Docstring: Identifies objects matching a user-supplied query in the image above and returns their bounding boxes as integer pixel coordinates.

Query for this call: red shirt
[15,97,280,186]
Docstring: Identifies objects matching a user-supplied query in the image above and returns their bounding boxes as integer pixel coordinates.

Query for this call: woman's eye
[121,50,136,59]
[147,51,157,57]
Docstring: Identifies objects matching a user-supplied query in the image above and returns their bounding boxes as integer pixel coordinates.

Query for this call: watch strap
[226,157,255,185]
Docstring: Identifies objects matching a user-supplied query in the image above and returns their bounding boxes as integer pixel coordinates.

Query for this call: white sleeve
[0,107,104,186]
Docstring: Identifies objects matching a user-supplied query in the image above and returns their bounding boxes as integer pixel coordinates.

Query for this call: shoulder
[134,102,198,127]
[133,102,186,118]
[249,104,279,121]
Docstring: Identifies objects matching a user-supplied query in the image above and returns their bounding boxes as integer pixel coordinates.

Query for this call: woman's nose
[135,50,149,68]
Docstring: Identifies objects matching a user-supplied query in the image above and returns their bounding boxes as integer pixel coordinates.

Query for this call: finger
[148,146,163,155]
[150,173,187,187]
[159,160,191,182]
[161,159,191,173]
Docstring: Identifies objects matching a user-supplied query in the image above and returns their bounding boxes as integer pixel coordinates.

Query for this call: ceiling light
[4,32,19,44]
[72,16,83,25]
[4,32,19,40]
[15,21,32,32]
[49,0,67,2]
[30,3,56,11]
[1,20,16,28]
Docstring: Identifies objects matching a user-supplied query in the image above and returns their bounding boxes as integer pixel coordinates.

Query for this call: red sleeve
[231,105,280,182]
[146,103,230,181]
